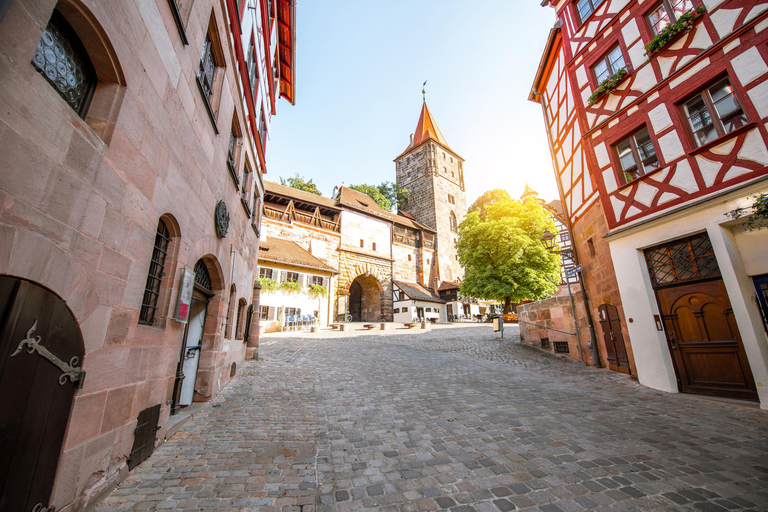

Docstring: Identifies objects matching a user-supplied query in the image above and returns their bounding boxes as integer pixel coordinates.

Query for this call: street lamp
[540,230,584,363]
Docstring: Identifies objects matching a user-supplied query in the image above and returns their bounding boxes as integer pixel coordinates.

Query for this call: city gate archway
[349,275,383,322]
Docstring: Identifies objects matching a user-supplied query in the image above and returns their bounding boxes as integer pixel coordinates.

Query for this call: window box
[644,5,706,57]
[587,68,628,106]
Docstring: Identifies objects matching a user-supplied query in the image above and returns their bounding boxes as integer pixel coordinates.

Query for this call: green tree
[349,181,410,212]
[468,189,511,216]
[457,195,561,313]
[280,173,322,195]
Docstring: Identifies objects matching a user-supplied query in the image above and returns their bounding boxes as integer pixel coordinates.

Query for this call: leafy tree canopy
[280,173,322,195]
[349,182,410,212]
[457,195,561,313]
[468,189,511,217]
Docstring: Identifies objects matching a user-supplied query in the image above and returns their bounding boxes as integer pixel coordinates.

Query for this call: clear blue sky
[265,1,559,207]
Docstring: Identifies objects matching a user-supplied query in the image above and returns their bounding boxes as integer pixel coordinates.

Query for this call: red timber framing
[259,0,277,115]
[542,0,768,230]
[277,0,295,105]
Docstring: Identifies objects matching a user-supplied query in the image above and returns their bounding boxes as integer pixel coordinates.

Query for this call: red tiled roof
[258,237,337,273]
[437,281,461,291]
[397,102,462,159]
[393,280,445,303]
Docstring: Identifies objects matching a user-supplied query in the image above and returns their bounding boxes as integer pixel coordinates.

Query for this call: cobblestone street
[96,324,768,512]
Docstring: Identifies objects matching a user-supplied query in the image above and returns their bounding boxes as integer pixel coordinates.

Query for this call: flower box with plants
[644,6,706,57]
[587,68,628,106]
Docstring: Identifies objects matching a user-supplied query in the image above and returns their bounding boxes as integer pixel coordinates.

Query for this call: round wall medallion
[215,200,230,238]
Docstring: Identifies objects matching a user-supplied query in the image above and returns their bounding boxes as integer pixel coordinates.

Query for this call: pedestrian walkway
[95,324,768,511]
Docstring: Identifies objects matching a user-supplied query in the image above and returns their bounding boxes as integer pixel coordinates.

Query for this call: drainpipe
[531,89,601,368]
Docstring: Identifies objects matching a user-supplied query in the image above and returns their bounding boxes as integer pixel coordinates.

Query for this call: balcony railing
[264,204,340,232]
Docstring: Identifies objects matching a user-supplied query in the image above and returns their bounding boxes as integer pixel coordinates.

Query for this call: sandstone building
[0,0,295,509]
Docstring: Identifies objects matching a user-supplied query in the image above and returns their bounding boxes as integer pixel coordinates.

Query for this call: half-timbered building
[533,0,768,408]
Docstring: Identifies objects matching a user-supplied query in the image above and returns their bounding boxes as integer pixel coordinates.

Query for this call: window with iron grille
[683,77,748,147]
[553,341,570,354]
[241,162,252,216]
[644,232,721,287]
[198,32,215,102]
[32,10,97,118]
[540,337,551,348]
[227,126,241,187]
[139,220,171,325]
[194,259,213,294]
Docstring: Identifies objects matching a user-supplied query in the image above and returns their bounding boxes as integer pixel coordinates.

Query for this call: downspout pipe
[530,88,601,368]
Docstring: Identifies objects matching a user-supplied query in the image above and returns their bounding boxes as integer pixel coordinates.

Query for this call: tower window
[443,152,446,159]
[372,242,376,251]
[443,167,447,173]
[360,239,364,248]
[408,254,412,261]
[449,211,458,233]
[587,238,596,257]
[448,194,455,205]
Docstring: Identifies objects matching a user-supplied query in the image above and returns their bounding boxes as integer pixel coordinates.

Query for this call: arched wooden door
[0,277,85,512]
[657,280,757,400]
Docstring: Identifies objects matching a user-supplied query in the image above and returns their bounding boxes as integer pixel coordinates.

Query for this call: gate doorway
[597,304,630,373]
[171,260,214,414]
[645,233,758,400]
[0,277,85,512]
[348,275,382,322]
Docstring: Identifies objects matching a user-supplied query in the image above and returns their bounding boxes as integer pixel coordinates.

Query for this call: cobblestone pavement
[95,324,768,511]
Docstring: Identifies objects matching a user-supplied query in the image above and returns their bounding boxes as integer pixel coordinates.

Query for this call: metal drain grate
[553,341,570,354]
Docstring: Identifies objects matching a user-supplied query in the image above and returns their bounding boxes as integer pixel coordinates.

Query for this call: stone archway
[349,274,383,322]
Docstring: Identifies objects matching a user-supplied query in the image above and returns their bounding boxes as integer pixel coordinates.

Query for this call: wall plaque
[215,200,230,238]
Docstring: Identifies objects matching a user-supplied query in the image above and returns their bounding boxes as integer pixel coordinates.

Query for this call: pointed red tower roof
[400,102,458,157]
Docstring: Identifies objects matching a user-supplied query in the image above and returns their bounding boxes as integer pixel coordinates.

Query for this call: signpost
[566,264,582,277]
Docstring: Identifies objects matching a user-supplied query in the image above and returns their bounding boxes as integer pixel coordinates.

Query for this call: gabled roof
[335,186,437,232]
[393,280,445,303]
[397,102,462,159]
[258,237,337,273]
[437,281,461,292]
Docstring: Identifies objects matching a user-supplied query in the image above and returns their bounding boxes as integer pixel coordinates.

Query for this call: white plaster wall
[608,186,768,408]
[340,210,391,256]
[732,226,768,276]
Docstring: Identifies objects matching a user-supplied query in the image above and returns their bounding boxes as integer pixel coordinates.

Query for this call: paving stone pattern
[95,324,768,511]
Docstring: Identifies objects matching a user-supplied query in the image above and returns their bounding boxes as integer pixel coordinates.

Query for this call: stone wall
[571,199,637,375]
[335,251,393,322]
[0,0,268,509]
[395,140,466,283]
[518,292,589,363]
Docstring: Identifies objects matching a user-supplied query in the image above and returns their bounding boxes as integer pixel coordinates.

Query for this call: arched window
[139,220,171,325]
[235,298,247,340]
[33,10,97,117]
[449,211,458,233]
[225,284,236,338]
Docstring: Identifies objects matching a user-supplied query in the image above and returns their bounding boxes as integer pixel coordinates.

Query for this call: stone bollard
[380,323,389,331]
[420,321,429,330]
[340,324,350,332]
[311,326,320,333]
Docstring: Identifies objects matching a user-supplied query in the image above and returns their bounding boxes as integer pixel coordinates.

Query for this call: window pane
[634,128,659,173]
[685,95,716,146]
[608,47,625,74]
[710,80,747,132]
[647,4,670,36]
[616,139,636,172]
[671,0,693,16]
[577,0,594,22]
[594,60,610,83]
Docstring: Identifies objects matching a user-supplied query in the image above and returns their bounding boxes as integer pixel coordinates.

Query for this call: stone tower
[395,102,466,284]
